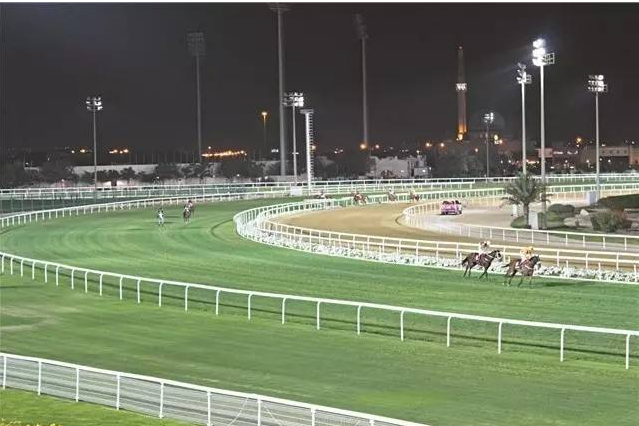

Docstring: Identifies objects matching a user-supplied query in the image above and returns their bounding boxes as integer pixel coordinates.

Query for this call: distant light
[71,150,75,154]
[261,111,268,118]
[440,143,445,148]
[533,38,545,49]
[474,148,479,153]
[360,143,367,150]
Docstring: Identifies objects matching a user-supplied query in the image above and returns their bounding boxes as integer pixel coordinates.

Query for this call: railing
[402,194,639,252]
[1,252,636,368]
[2,172,638,199]
[0,352,430,426]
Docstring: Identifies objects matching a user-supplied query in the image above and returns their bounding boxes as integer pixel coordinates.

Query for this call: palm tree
[501,173,549,228]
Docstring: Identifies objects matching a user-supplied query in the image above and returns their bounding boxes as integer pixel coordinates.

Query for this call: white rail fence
[1,252,637,368]
[2,173,638,200]
[402,194,639,252]
[0,353,429,426]
[234,192,639,282]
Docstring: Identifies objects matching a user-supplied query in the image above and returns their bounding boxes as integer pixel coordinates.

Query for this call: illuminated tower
[456,46,468,140]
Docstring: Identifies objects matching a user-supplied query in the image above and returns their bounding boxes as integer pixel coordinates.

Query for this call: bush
[598,194,639,211]
[537,211,565,229]
[548,203,576,219]
[511,216,528,228]
[590,210,627,232]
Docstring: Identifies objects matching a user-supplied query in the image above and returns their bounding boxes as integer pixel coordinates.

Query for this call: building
[370,155,429,178]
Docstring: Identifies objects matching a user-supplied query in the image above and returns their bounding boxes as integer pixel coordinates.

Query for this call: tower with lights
[456,46,468,140]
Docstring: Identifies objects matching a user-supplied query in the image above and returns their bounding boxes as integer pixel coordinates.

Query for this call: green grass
[0,198,638,425]
[0,389,191,426]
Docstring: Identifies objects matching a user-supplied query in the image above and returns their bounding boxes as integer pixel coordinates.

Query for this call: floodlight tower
[187,32,205,162]
[283,92,304,182]
[300,108,315,192]
[532,38,554,229]
[588,74,608,199]
[483,112,495,177]
[517,63,532,174]
[86,96,103,194]
[270,3,290,176]
[354,14,369,151]
[456,46,468,140]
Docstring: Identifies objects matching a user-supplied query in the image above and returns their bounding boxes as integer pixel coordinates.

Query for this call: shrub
[590,210,626,233]
[537,211,565,229]
[511,216,528,228]
[548,203,575,219]
[598,194,639,211]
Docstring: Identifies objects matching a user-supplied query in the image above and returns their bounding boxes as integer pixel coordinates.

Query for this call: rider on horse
[157,208,165,227]
[519,246,534,266]
[476,240,491,263]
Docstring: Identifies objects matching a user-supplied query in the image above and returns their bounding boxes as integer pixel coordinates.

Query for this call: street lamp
[187,32,205,163]
[283,92,304,182]
[517,63,532,174]
[354,14,369,152]
[300,108,315,193]
[86,96,103,194]
[261,111,269,160]
[588,74,608,200]
[483,112,495,178]
[532,37,554,229]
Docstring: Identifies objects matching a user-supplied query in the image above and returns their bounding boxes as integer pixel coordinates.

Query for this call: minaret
[456,46,468,140]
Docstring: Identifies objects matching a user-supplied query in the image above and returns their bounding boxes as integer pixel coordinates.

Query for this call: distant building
[370,155,429,178]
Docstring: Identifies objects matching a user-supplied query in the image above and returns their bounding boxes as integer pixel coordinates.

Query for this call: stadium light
[517,63,532,175]
[86,96,103,194]
[270,4,290,176]
[283,92,305,182]
[261,111,269,160]
[532,37,554,229]
[300,108,315,193]
[588,74,608,199]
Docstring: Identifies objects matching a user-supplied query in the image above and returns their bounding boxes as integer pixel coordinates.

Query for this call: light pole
[261,111,269,160]
[532,38,555,229]
[483,112,495,178]
[85,96,103,194]
[517,63,532,175]
[270,4,289,176]
[283,92,304,182]
[354,14,369,151]
[300,108,315,193]
[187,32,205,163]
[588,74,608,200]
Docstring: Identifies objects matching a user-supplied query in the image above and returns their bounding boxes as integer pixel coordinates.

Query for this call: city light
[360,143,367,150]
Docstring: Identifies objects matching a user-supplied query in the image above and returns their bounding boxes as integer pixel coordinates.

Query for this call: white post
[400,310,405,341]
[71,268,74,289]
[158,283,163,307]
[99,274,103,296]
[84,271,88,293]
[159,382,164,418]
[136,280,141,304]
[116,374,121,409]
[207,390,212,426]
[37,360,42,395]
[498,322,503,354]
[281,298,286,324]
[447,316,452,347]
[75,367,80,401]
[257,398,262,426]
[20,259,24,277]
[9,257,13,275]
[31,261,36,280]
[357,305,362,335]
[2,355,6,389]
[316,301,321,330]
[311,408,316,426]
[215,290,220,315]
[560,328,566,362]
[44,264,48,283]
[56,266,60,286]
[248,294,252,320]
[119,277,123,300]
[184,286,189,311]
[626,334,631,370]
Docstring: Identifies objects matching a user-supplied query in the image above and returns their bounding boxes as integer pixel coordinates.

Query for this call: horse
[182,207,191,224]
[353,192,368,205]
[188,203,196,217]
[409,192,420,202]
[387,191,398,202]
[503,255,541,287]
[461,250,503,279]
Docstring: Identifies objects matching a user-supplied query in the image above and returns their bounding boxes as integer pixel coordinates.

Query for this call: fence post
[560,328,566,362]
[56,266,60,286]
[447,316,452,347]
[119,277,124,300]
[357,305,362,335]
[71,268,75,289]
[311,408,316,426]
[159,381,164,418]
[99,274,103,296]
[498,322,503,354]
[116,374,121,409]
[1,254,4,274]
[44,264,48,283]
[316,301,321,330]
[281,298,286,324]
[248,294,252,320]
[257,398,262,426]
[158,283,163,307]
[31,261,36,280]
[400,311,405,341]
[84,271,89,293]
[2,355,6,389]
[184,286,189,311]
[215,290,220,315]
[9,257,13,275]
[37,360,42,395]
[20,259,24,277]
[75,367,80,401]
[136,279,141,304]
[625,334,631,370]
[207,390,212,426]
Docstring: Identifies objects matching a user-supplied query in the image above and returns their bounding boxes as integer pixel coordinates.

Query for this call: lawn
[0,198,638,425]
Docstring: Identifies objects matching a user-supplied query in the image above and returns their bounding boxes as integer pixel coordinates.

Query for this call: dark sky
[1,2,638,154]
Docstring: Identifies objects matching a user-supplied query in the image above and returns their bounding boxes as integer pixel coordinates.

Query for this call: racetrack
[1,199,638,426]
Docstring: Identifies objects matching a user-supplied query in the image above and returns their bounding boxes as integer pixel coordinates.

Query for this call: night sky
[1,3,638,154]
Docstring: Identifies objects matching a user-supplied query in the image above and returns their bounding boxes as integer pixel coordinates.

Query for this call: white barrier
[0,352,430,426]
[0,251,636,368]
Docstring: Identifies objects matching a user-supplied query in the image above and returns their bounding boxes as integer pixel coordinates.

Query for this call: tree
[219,158,248,180]
[79,172,93,184]
[501,173,548,228]
[0,162,33,188]
[120,167,137,184]
[106,170,120,186]
[154,163,182,181]
[182,163,212,182]
[39,159,76,183]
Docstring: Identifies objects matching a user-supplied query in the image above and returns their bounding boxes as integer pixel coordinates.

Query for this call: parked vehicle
[440,200,463,215]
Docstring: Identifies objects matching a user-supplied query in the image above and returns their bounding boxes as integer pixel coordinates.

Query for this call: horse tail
[461,255,469,266]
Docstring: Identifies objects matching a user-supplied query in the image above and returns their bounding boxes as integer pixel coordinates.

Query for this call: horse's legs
[517,274,524,287]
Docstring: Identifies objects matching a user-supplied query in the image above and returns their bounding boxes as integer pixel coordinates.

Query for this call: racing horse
[503,255,541,287]
[182,206,191,224]
[461,250,503,279]
[353,192,368,205]
[408,191,420,202]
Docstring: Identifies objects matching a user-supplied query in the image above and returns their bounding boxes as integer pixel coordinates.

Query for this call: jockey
[520,246,534,261]
[476,240,491,262]
[318,190,326,199]
[157,208,165,226]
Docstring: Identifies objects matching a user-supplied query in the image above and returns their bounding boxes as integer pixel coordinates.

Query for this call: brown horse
[461,250,503,279]
[353,192,368,205]
[182,207,191,224]
[503,255,541,287]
